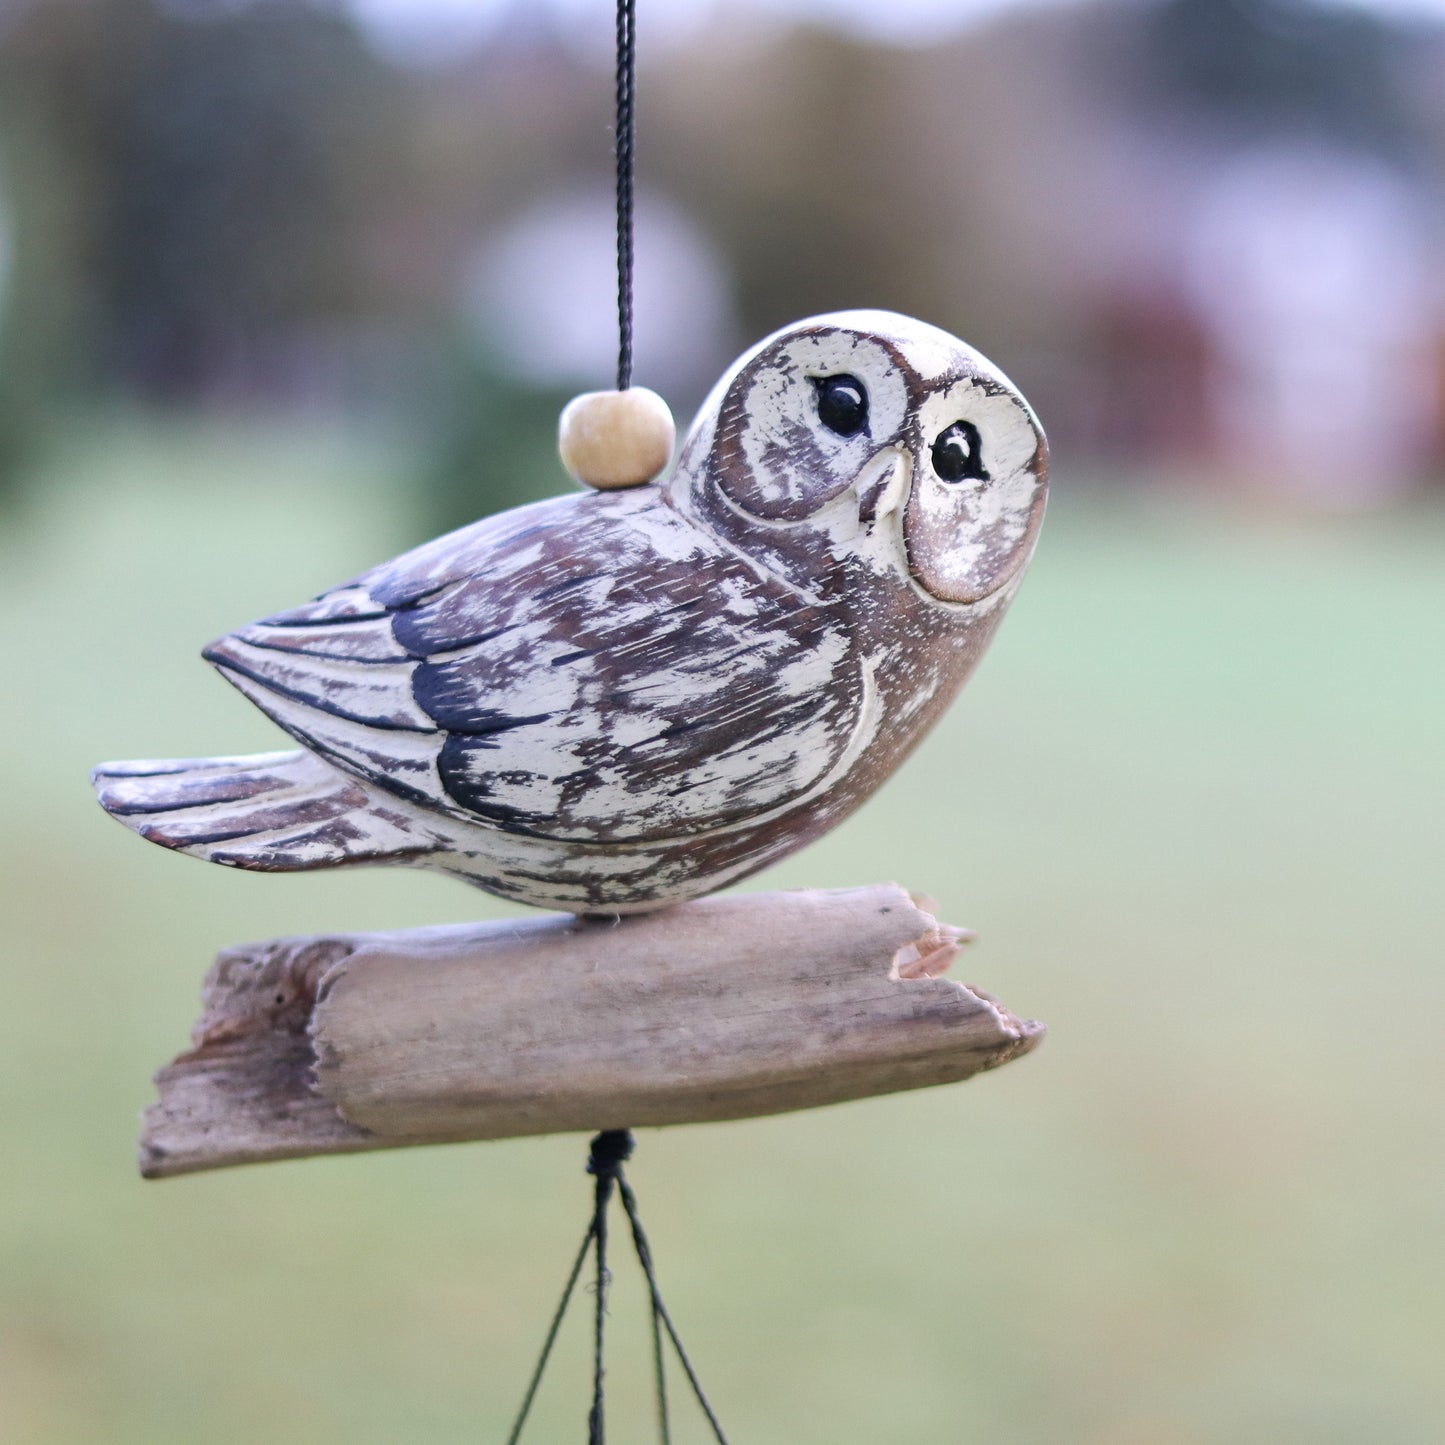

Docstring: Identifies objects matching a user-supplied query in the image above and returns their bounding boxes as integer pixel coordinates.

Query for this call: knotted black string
[505,1130,730,1445]
[616,1166,730,1444]
[586,1129,628,1443]
[614,0,636,391]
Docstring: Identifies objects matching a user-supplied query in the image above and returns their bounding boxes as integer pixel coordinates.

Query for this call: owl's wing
[203,489,864,845]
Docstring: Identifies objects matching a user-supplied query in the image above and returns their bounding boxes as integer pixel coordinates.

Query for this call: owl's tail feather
[91,749,436,872]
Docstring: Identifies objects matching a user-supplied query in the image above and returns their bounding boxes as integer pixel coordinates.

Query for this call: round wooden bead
[558,387,676,490]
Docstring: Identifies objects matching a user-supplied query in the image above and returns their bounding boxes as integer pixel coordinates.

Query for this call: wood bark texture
[141,884,1043,1179]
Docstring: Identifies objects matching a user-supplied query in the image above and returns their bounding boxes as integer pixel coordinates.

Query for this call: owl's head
[675,310,1047,605]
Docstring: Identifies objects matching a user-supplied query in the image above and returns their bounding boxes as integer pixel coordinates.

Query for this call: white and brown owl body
[93,311,1047,912]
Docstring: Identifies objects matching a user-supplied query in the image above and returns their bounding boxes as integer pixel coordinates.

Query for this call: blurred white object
[465,186,735,395]
[1185,142,1440,503]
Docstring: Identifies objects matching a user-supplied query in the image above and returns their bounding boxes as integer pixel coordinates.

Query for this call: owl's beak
[855,446,910,527]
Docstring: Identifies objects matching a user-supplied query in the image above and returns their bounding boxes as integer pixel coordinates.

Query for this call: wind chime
[92,2,1050,1438]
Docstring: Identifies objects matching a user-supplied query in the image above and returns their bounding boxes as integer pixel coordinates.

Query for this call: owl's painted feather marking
[230,613,413,663]
[203,489,863,846]
[91,750,439,871]
[96,751,313,814]
[204,635,431,730]
[261,584,390,624]
[364,495,607,608]
[213,667,445,799]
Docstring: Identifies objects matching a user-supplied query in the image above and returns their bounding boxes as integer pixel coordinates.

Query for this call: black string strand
[505,1131,729,1444]
[616,1171,730,1444]
[614,0,637,391]
[647,1272,671,1445]
[586,1131,630,1444]
[504,1224,596,1445]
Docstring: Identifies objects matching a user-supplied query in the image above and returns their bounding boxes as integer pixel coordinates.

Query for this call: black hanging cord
[504,1226,595,1445]
[505,1131,730,1445]
[586,1130,628,1444]
[617,1169,730,1444]
[614,0,637,391]
[506,18,730,1439]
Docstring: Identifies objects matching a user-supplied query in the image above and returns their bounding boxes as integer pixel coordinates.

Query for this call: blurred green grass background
[1,418,1442,1444]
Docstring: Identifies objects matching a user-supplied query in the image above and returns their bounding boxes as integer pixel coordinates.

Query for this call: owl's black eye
[932,421,990,483]
[812,374,869,437]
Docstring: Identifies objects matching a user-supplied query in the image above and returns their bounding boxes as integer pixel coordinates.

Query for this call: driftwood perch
[141,884,1044,1179]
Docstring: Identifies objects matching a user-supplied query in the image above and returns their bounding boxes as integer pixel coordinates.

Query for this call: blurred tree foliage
[0,0,408,393]
[0,0,412,508]
[0,0,1442,520]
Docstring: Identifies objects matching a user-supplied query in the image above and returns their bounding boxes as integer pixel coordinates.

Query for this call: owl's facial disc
[710,330,911,522]
[902,372,1047,604]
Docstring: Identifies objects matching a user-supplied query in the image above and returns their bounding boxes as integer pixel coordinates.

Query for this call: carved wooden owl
[93,310,1047,912]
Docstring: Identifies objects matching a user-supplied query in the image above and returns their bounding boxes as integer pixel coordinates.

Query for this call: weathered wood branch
[141,884,1044,1179]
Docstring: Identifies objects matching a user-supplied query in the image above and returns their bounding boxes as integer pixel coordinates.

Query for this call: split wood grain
[140,884,1044,1179]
